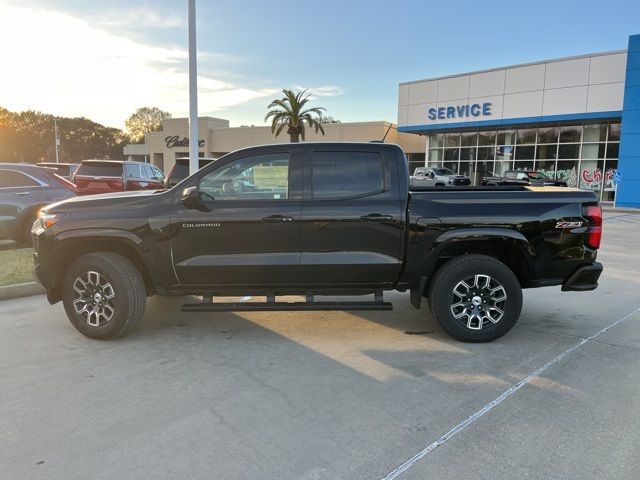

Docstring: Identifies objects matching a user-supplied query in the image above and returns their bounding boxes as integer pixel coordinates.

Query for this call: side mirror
[180,186,203,210]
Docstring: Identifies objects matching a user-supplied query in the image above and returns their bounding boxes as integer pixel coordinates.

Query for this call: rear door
[299,146,405,287]
[0,169,43,239]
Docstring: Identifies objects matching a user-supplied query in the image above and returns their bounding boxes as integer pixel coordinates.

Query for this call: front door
[299,147,405,287]
[171,150,303,288]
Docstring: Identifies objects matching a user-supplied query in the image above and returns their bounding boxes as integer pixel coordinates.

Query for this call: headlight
[448,178,454,184]
[38,211,61,229]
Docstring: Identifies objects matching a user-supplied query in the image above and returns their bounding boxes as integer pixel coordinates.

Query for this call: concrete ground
[1,212,639,480]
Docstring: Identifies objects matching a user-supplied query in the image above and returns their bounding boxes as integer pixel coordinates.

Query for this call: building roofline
[399,49,627,86]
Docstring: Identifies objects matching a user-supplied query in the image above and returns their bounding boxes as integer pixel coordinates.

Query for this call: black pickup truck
[32,142,603,342]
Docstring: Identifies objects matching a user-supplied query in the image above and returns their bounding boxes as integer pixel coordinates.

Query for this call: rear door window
[77,163,123,177]
[311,151,384,199]
[125,164,142,178]
[0,170,40,188]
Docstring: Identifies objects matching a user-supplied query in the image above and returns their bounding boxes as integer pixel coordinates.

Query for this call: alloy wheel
[450,274,507,330]
[72,271,116,327]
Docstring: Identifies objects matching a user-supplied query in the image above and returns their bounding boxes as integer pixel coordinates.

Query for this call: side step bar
[181,291,393,312]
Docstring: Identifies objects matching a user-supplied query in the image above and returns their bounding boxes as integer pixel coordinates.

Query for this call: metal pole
[54,118,60,163]
[188,0,199,176]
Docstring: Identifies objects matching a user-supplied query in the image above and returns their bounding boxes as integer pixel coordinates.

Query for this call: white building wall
[398,51,627,129]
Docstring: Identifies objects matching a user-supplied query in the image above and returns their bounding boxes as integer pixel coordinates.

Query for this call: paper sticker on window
[274,194,281,199]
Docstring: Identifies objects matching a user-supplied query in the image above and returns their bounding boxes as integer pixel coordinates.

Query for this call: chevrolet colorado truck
[32,142,603,342]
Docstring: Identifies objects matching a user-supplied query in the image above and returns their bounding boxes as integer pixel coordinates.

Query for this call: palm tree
[265,89,326,142]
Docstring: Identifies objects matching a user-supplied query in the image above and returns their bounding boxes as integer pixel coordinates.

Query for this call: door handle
[262,214,294,223]
[15,192,30,195]
[360,213,393,221]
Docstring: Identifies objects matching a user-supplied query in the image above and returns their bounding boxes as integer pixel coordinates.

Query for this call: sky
[1,0,639,130]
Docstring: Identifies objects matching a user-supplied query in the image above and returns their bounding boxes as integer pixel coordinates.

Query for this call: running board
[181,291,393,312]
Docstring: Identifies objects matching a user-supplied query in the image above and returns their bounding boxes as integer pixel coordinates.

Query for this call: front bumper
[561,262,603,291]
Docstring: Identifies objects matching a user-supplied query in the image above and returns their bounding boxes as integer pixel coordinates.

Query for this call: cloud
[293,85,346,97]
[95,8,184,29]
[0,4,275,127]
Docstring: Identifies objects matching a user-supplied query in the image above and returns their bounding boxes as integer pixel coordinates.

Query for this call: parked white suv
[412,167,471,187]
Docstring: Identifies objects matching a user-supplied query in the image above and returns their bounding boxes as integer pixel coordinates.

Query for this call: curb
[0,282,45,301]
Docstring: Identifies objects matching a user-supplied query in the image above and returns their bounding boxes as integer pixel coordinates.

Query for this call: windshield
[433,168,454,176]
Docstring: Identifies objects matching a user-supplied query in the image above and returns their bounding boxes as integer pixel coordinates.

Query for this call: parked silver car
[411,167,471,187]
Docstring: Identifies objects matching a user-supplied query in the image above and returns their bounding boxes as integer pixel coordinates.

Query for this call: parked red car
[74,160,165,195]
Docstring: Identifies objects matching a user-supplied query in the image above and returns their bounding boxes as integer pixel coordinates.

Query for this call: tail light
[583,204,602,249]
[54,174,77,194]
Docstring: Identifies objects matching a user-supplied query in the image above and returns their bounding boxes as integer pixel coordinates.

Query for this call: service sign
[428,102,492,121]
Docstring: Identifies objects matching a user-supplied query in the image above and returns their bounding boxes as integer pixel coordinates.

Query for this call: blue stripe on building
[617,34,640,208]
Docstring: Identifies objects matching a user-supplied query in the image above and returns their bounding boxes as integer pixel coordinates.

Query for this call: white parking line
[382,306,640,480]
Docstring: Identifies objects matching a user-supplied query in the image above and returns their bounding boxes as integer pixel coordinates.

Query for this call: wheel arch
[47,230,155,302]
[423,229,535,295]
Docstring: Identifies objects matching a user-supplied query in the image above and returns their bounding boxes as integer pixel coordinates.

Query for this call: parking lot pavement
[1,212,639,480]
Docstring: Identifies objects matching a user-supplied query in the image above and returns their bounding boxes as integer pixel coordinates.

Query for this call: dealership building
[398,33,640,207]
[123,118,426,173]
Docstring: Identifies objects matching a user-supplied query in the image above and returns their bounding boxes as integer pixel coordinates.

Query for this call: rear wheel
[428,254,522,342]
[62,252,146,339]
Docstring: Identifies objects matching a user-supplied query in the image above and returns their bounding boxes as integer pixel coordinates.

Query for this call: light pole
[54,118,60,163]
[188,0,199,175]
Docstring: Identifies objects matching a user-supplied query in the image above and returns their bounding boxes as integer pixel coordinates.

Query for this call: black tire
[428,254,522,342]
[62,252,146,340]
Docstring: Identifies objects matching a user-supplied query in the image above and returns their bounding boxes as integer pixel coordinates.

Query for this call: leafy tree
[318,114,341,124]
[0,106,129,163]
[125,106,172,143]
[264,89,326,142]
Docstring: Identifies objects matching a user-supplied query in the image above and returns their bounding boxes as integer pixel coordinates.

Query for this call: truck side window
[311,151,384,199]
[199,153,289,200]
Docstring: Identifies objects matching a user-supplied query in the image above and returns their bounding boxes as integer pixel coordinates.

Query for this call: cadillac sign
[165,135,205,148]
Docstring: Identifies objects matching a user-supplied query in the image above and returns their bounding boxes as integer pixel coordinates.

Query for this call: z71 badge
[556,221,583,229]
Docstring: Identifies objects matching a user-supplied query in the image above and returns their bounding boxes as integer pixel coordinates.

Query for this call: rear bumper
[561,262,603,292]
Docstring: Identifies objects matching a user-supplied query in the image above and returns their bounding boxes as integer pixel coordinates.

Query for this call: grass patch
[0,248,36,286]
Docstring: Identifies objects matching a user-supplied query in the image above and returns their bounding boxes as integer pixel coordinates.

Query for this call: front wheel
[428,255,523,342]
[62,252,146,339]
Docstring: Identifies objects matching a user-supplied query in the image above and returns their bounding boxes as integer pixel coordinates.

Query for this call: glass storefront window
[497,130,516,146]
[583,124,607,142]
[535,160,556,178]
[556,161,579,187]
[606,143,619,159]
[478,130,496,146]
[461,132,478,147]
[608,123,620,141]
[495,145,513,161]
[515,145,535,160]
[558,144,580,159]
[581,143,606,159]
[536,144,557,160]
[494,161,512,176]
[429,134,444,148]
[444,133,460,148]
[474,161,494,184]
[516,128,537,144]
[428,149,442,162]
[477,147,495,161]
[579,160,604,191]
[444,148,459,161]
[460,147,476,160]
[514,161,534,171]
[443,161,459,174]
[603,160,617,192]
[459,161,474,178]
[538,126,559,144]
[560,125,582,143]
